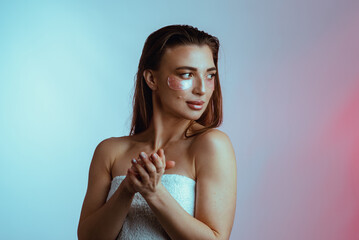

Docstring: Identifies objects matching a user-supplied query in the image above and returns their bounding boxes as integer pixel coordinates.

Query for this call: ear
[143,69,158,91]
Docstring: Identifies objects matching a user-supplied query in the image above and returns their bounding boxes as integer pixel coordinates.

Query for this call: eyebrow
[175,66,217,72]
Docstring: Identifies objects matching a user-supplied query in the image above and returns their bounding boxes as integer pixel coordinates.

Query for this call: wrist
[118,179,136,199]
[142,183,166,202]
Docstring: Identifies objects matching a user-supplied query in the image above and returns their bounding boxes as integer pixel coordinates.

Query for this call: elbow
[211,229,229,240]
[212,229,220,239]
[78,224,117,240]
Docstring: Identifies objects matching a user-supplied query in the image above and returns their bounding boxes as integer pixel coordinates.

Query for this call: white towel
[106,174,196,240]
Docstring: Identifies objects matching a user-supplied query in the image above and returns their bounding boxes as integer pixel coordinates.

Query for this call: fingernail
[131,158,137,164]
[140,152,146,158]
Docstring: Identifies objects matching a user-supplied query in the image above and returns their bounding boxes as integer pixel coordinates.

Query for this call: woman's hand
[126,149,175,198]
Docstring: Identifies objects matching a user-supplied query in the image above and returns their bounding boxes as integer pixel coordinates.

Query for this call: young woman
[77,24,237,240]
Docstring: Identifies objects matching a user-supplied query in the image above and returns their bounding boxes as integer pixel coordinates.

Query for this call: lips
[186,100,205,105]
[186,100,205,110]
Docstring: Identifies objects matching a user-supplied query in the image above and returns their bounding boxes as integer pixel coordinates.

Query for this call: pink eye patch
[167,75,215,91]
[167,75,193,90]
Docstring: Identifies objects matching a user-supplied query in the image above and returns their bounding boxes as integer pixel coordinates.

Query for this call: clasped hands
[125,149,175,198]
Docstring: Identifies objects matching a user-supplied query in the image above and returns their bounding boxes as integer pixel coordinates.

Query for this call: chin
[183,111,205,121]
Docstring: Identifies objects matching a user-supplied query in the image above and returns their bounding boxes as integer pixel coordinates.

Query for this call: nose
[192,75,206,95]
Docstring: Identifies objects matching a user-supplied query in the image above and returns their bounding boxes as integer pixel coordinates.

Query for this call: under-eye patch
[167,74,215,91]
[167,75,193,90]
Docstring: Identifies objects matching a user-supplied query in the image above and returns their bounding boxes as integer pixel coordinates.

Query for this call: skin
[77,44,237,240]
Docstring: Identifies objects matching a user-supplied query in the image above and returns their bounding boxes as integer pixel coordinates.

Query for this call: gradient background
[1,1,358,239]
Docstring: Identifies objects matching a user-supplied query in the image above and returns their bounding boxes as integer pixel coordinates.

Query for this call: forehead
[160,45,215,71]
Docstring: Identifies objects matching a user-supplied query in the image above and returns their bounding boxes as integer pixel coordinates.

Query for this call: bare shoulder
[86,136,131,191]
[191,128,236,171]
[191,128,237,238]
[78,136,130,224]
[192,128,232,148]
[96,136,130,152]
[93,136,131,168]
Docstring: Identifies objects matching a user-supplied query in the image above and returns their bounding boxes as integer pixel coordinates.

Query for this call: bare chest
[110,139,196,180]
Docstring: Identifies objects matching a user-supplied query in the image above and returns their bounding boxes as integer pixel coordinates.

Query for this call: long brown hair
[129,24,223,138]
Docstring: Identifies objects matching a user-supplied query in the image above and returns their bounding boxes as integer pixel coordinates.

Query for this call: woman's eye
[181,73,192,78]
[207,73,216,79]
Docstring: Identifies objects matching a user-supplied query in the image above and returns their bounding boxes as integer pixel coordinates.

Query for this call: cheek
[206,79,215,90]
[167,75,192,90]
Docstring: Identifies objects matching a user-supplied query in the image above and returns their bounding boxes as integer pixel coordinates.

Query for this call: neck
[146,114,192,152]
[140,95,193,152]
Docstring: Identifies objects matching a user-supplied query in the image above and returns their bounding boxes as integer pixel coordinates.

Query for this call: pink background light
[0,1,358,239]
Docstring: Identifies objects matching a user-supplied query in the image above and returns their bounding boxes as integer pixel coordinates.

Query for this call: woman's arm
[128,129,237,240]
[77,138,136,240]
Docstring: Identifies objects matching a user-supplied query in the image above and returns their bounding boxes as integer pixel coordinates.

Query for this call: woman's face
[151,44,216,120]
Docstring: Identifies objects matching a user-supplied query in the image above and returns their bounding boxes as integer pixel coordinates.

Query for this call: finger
[155,149,163,167]
[160,148,167,169]
[150,153,164,173]
[134,157,145,168]
[158,148,166,165]
[133,158,147,176]
[165,160,176,170]
[140,152,157,177]
[129,164,142,181]
[131,158,137,171]
[134,157,150,182]
[127,168,142,186]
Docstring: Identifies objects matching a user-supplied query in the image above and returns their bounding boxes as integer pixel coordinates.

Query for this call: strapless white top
[106,174,196,240]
